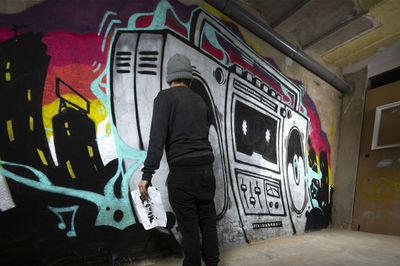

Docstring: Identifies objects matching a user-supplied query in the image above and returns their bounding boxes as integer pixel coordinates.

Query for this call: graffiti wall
[0,0,334,263]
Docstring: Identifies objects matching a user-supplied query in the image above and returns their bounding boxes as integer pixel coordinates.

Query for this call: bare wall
[332,68,368,229]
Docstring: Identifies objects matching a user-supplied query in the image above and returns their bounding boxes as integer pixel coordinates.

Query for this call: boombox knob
[280,107,286,118]
[287,109,292,119]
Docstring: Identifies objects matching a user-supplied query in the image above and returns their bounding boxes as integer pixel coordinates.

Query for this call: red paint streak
[43,64,100,105]
[0,28,15,42]
[201,39,224,62]
[101,73,107,84]
[165,9,188,37]
[226,49,288,99]
[40,31,109,105]
[135,15,153,28]
[42,31,106,72]
[306,106,331,167]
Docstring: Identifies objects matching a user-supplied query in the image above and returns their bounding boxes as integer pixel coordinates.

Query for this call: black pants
[168,165,219,266]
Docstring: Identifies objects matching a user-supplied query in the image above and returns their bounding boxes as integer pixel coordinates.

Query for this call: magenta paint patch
[42,31,106,72]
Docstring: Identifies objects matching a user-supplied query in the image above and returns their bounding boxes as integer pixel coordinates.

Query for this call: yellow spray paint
[5,72,11,81]
[66,160,76,179]
[6,120,14,142]
[329,105,334,148]
[243,34,266,57]
[36,148,48,166]
[5,61,11,81]
[87,145,94,157]
[361,169,400,202]
[29,116,34,131]
[200,3,231,22]
[42,95,108,140]
[64,122,71,136]
[306,147,332,185]
[328,105,335,185]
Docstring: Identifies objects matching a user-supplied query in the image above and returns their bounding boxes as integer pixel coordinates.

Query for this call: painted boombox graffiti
[110,9,311,238]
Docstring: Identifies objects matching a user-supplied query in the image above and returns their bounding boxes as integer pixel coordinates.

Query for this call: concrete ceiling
[233,0,400,75]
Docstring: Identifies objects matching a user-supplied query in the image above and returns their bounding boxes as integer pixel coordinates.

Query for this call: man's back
[142,85,213,180]
[156,85,212,163]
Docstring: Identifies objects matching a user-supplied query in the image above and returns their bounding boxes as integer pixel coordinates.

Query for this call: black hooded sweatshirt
[141,86,214,181]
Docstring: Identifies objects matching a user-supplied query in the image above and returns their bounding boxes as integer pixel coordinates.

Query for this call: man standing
[138,54,219,266]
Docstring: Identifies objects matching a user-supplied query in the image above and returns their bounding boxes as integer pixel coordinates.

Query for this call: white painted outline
[371,100,400,150]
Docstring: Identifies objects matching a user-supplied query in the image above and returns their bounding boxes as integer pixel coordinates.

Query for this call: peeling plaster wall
[323,0,400,70]
[0,0,342,263]
[343,38,400,77]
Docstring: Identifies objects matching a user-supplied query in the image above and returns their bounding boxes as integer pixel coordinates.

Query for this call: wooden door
[351,80,400,235]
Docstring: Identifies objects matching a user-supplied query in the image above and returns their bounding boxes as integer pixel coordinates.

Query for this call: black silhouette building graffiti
[305,140,331,230]
[52,78,105,193]
[0,31,54,178]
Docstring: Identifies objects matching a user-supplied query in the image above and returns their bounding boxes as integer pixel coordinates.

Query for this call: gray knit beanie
[166,54,193,83]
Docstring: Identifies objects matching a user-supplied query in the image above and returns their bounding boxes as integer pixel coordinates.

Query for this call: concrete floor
[133,229,400,266]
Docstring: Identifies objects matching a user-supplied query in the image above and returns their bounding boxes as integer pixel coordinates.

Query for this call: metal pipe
[204,0,351,93]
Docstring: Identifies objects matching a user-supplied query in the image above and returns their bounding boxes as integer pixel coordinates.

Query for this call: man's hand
[138,179,150,199]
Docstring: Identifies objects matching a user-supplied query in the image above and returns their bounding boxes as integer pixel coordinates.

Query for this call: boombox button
[249,196,256,205]
[275,202,279,208]
[287,109,292,119]
[280,107,286,117]
[255,78,262,88]
[269,201,273,208]
[262,84,269,93]
[245,72,252,82]
[214,68,225,84]
[235,65,243,75]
